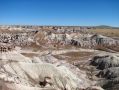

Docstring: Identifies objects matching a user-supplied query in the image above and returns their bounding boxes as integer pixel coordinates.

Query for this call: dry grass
[21,53,39,58]
[94,45,119,52]
[106,46,119,52]
[0,29,26,33]
[88,28,119,37]
[61,52,93,58]
[54,51,94,63]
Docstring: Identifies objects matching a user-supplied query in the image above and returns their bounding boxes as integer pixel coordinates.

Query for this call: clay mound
[98,77,119,90]
[39,55,58,64]
[91,34,106,40]
[103,83,119,90]
[96,67,119,90]
[90,55,119,70]
[86,86,104,90]
[0,62,91,90]
[91,34,115,44]
[97,67,119,79]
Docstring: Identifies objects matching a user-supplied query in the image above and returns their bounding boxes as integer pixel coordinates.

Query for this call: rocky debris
[90,55,119,70]
[0,43,15,52]
[0,31,38,47]
[0,25,95,32]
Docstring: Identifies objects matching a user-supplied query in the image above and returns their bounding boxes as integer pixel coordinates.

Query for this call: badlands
[0,25,119,90]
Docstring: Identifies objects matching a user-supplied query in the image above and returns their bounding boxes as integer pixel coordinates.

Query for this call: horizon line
[0,24,119,27]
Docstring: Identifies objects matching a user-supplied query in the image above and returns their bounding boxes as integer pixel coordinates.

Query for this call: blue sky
[0,0,119,26]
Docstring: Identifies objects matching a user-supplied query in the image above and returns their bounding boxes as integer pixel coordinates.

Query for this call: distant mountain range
[95,25,119,29]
